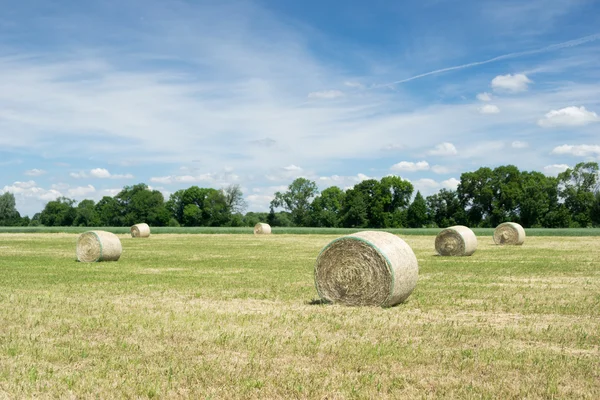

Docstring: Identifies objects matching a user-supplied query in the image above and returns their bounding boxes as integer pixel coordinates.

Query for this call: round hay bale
[435,225,477,256]
[493,222,525,245]
[76,231,122,262]
[254,223,271,235]
[130,223,150,238]
[314,231,418,307]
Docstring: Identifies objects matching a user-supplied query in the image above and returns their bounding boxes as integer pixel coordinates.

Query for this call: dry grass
[0,233,599,399]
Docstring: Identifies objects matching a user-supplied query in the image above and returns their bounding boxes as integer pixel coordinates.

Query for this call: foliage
[40,197,76,226]
[0,192,22,226]
[406,191,429,228]
[271,178,319,226]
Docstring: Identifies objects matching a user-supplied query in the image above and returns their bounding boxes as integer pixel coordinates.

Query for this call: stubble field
[0,232,599,399]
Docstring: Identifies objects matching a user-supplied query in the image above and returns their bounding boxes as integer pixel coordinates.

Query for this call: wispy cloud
[24,168,46,176]
[375,33,600,87]
[551,144,600,158]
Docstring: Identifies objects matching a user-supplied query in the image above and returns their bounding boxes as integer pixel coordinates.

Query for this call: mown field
[0,232,599,399]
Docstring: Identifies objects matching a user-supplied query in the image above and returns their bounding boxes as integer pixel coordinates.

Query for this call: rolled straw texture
[493,222,525,245]
[314,231,419,307]
[435,225,477,256]
[130,223,151,238]
[76,230,122,262]
[254,223,271,235]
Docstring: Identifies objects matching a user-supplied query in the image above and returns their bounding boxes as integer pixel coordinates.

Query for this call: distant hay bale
[314,231,419,307]
[76,231,122,262]
[435,225,477,256]
[494,222,525,245]
[254,223,271,235]
[130,223,150,238]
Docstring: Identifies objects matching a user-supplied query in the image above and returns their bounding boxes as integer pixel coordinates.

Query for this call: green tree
[74,199,100,227]
[116,183,170,227]
[406,191,428,228]
[40,197,76,226]
[558,162,599,227]
[96,196,123,226]
[340,188,368,228]
[174,186,229,226]
[426,189,465,228]
[310,186,345,227]
[271,178,319,226]
[0,192,22,226]
[519,171,559,227]
[221,184,247,214]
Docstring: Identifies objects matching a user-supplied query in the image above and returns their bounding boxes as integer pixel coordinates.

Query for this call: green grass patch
[0,233,599,398]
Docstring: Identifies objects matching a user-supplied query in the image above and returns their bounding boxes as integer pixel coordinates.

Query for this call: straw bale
[314,231,418,307]
[254,223,271,235]
[493,222,525,245]
[435,225,477,256]
[76,230,122,262]
[131,223,150,238]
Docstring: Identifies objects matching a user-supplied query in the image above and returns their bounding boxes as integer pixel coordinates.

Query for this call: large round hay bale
[314,231,418,307]
[494,222,525,245]
[435,225,477,256]
[130,223,150,238]
[76,231,122,262]
[254,223,271,235]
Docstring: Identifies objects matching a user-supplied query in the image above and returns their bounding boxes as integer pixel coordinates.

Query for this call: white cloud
[24,168,46,176]
[391,161,430,172]
[431,165,450,174]
[72,168,134,179]
[90,168,111,178]
[441,178,460,190]
[414,178,439,189]
[476,92,492,102]
[511,141,528,149]
[491,73,532,92]
[307,90,344,99]
[478,104,500,114]
[551,144,600,158]
[537,106,600,127]
[283,164,302,172]
[67,185,96,197]
[543,164,570,176]
[428,143,457,156]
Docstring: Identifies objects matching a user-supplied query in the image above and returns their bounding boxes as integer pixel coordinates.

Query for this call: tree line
[1,162,599,228]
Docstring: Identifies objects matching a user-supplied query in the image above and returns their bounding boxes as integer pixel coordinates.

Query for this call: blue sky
[1,0,599,216]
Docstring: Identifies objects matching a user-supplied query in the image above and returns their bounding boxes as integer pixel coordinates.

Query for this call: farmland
[0,232,599,399]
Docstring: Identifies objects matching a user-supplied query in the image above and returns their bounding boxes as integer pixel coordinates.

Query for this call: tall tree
[221,184,247,214]
[426,189,466,228]
[74,199,100,226]
[558,162,599,227]
[96,196,123,226]
[0,192,21,226]
[271,178,319,226]
[40,197,76,226]
[406,191,428,228]
[310,186,345,227]
[116,183,170,226]
[518,171,559,227]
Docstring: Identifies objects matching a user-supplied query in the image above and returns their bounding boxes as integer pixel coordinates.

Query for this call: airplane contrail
[373,33,600,88]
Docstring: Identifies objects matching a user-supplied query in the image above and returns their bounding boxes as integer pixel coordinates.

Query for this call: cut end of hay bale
[254,223,271,235]
[131,223,150,238]
[494,222,525,245]
[435,225,477,256]
[314,231,418,307]
[76,231,122,262]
